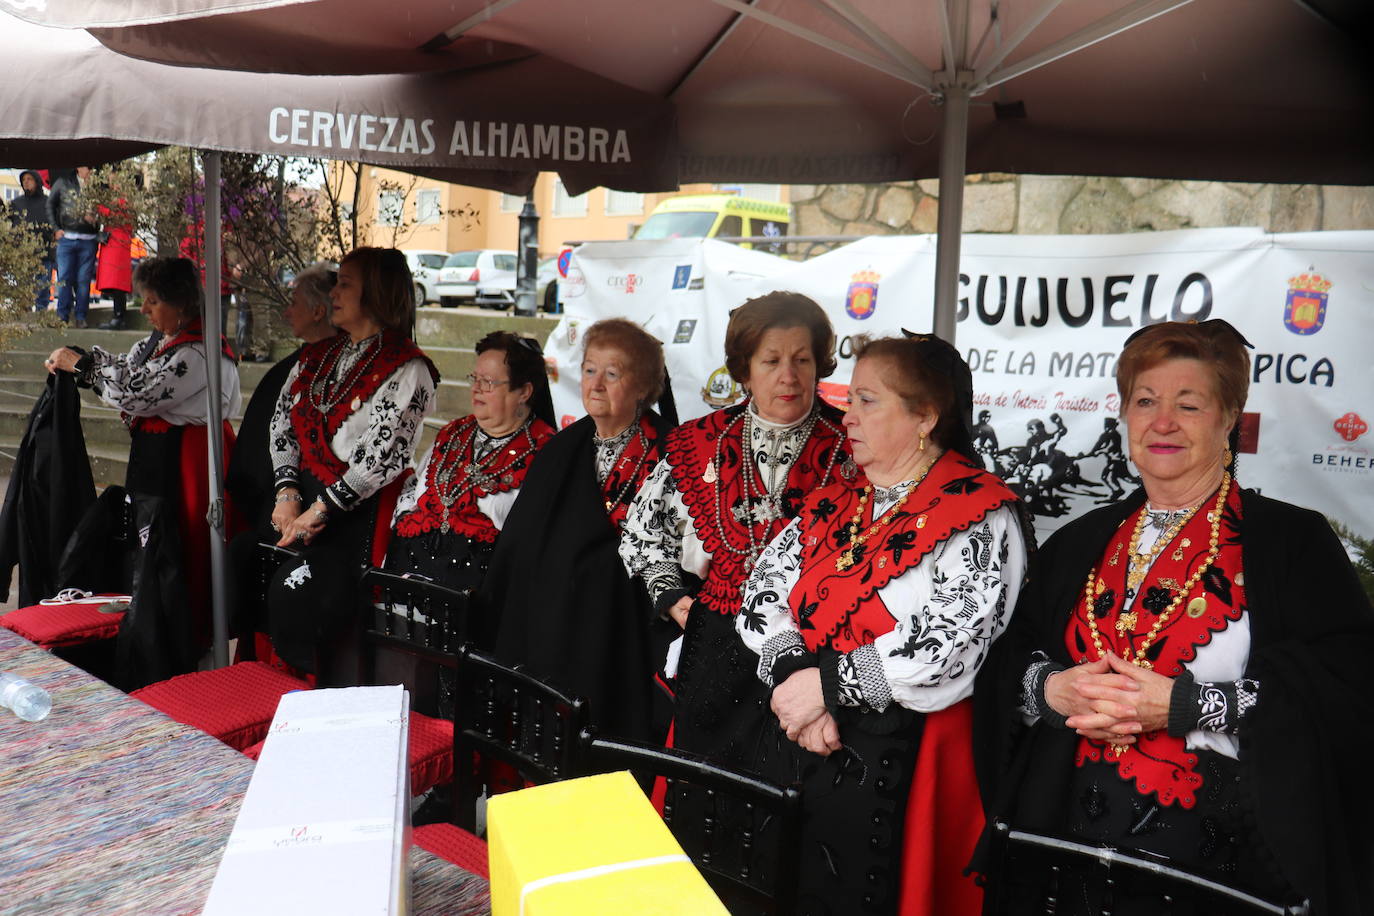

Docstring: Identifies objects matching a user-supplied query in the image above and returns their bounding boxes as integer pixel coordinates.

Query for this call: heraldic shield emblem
[1284,272,1331,335]
[845,269,880,320]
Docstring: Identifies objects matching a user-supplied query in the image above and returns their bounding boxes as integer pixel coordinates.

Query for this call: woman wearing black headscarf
[386,331,555,592]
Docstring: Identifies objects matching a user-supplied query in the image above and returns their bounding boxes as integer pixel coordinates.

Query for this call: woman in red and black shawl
[387,331,555,592]
[46,257,242,687]
[977,321,1374,915]
[266,247,437,678]
[620,292,849,766]
[738,334,1027,916]
[484,318,675,744]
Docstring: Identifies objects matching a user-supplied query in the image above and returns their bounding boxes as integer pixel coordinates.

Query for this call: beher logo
[1283,271,1331,335]
[845,269,880,320]
[701,366,742,408]
[1334,412,1368,442]
[672,265,692,290]
[607,273,641,294]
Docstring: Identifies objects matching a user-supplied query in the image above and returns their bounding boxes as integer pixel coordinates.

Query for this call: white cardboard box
[204,685,412,915]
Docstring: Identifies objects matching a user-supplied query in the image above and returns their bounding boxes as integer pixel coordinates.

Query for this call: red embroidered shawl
[604,414,665,532]
[393,415,554,540]
[286,331,438,486]
[786,451,1017,652]
[665,399,848,616]
[1065,483,1246,808]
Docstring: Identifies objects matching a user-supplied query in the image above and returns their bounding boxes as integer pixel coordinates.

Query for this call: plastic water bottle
[0,672,52,722]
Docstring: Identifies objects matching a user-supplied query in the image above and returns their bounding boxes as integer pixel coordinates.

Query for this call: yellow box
[488,771,729,916]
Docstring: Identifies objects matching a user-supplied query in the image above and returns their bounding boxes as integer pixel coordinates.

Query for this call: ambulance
[634,194,791,251]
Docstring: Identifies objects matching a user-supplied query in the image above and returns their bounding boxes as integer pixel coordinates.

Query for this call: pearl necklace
[309,333,382,414]
[708,403,841,569]
[598,416,649,515]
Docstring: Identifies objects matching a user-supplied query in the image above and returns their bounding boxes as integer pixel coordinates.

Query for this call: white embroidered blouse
[87,334,242,424]
[737,491,1027,715]
[269,338,435,513]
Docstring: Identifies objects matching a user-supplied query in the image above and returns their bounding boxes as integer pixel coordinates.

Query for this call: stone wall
[790,175,1374,237]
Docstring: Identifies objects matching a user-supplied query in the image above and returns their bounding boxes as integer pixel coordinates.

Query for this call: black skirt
[749,704,924,916]
[997,750,1290,916]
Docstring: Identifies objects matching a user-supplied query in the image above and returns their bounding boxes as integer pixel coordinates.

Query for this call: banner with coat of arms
[553,229,1374,542]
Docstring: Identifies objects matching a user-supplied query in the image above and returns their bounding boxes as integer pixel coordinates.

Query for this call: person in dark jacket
[46,166,100,328]
[977,320,1374,915]
[7,170,56,312]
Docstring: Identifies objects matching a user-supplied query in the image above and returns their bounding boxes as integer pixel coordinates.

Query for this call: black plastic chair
[451,646,589,832]
[578,727,803,916]
[353,568,473,797]
[356,567,468,705]
[985,819,1311,916]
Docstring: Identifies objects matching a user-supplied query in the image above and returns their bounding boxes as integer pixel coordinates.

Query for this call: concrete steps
[0,305,560,489]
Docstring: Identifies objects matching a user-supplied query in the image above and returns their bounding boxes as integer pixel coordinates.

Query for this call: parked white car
[473,256,562,311]
[403,250,450,306]
[436,249,517,308]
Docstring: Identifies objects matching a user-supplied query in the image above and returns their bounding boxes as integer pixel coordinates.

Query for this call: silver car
[436,249,517,308]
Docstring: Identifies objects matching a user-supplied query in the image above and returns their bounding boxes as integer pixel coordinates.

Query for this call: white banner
[548,230,1374,543]
[546,238,789,426]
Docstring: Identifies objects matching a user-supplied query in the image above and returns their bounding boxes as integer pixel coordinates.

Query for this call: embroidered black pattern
[758,630,808,687]
[1194,677,1259,735]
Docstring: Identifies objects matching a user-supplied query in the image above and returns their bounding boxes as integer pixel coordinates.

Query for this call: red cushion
[130,661,311,750]
[409,712,454,796]
[413,823,488,878]
[1,598,127,648]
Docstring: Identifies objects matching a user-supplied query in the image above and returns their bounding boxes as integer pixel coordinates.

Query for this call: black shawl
[480,413,675,744]
[974,486,1374,915]
[0,371,96,605]
[225,347,299,534]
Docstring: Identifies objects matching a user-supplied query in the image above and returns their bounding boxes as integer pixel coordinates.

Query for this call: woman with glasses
[264,247,438,680]
[482,318,677,743]
[386,331,555,591]
[979,320,1374,914]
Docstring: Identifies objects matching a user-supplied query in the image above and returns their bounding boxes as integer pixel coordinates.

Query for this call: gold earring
[1223,446,1233,466]
[919,432,926,452]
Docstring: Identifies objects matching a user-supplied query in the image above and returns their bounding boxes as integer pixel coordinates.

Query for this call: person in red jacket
[96,195,135,330]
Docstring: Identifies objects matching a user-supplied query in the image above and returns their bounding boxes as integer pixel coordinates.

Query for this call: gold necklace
[1082,471,1231,756]
[834,453,938,572]
[1124,505,1199,591]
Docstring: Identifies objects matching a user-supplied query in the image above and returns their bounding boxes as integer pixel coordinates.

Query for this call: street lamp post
[515,193,539,317]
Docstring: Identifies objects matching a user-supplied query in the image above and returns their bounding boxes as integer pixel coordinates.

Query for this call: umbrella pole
[201,149,230,669]
[932,83,969,345]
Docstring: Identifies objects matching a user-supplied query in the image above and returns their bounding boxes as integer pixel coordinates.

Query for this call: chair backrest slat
[578,729,802,915]
[451,647,588,832]
[987,820,1311,916]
